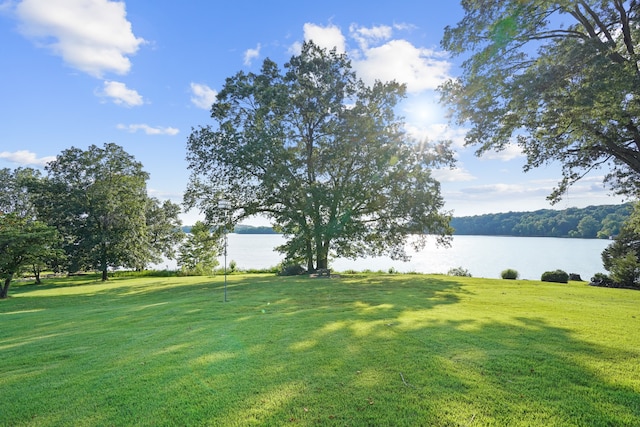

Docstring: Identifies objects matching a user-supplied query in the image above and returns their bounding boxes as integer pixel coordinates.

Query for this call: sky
[0,0,628,226]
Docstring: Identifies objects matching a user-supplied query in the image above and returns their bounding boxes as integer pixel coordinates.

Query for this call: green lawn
[2,273,639,426]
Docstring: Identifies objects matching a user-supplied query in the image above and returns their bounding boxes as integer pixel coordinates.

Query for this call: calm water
[159,234,612,281]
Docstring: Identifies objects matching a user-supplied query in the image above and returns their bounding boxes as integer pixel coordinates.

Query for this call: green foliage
[602,201,640,289]
[0,167,42,218]
[608,253,640,288]
[451,204,631,238]
[34,143,151,280]
[0,213,61,298]
[143,197,184,268]
[185,41,453,272]
[110,269,179,278]
[590,273,616,288]
[277,261,307,276]
[3,150,183,280]
[541,270,569,284]
[447,266,472,277]
[501,268,519,280]
[441,2,640,201]
[3,274,640,425]
[177,221,220,276]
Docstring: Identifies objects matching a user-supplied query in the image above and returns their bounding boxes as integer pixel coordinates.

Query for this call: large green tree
[185,42,453,271]
[36,143,150,280]
[177,221,220,275]
[440,0,640,201]
[142,197,184,269]
[0,213,60,298]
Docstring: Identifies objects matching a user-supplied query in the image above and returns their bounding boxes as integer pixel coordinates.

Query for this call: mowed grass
[2,273,640,426]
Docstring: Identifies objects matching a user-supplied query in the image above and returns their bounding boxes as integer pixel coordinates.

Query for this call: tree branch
[578,1,616,44]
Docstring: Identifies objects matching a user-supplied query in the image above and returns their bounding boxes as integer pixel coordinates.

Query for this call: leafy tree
[35,143,150,281]
[440,1,640,201]
[0,167,66,285]
[185,41,453,271]
[0,167,41,218]
[177,221,220,275]
[0,213,60,298]
[141,197,184,270]
[602,201,640,288]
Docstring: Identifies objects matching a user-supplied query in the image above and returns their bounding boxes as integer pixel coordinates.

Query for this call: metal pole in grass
[218,199,231,302]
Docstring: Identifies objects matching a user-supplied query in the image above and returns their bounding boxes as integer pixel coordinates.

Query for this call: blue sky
[0,0,626,225]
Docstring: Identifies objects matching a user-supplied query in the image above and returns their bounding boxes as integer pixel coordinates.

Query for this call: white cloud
[301,23,346,53]
[101,80,143,106]
[244,43,261,66]
[292,23,452,94]
[461,183,534,196]
[116,124,179,136]
[190,82,217,110]
[0,150,55,166]
[353,39,451,93]
[349,23,392,50]
[483,144,525,161]
[392,22,417,32]
[14,0,145,78]
[432,167,476,183]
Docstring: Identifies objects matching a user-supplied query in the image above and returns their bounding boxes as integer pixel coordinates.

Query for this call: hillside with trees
[450,204,632,239]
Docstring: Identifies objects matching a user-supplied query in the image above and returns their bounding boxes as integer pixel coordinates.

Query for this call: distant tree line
[450,204,632,239]
[182,224,278,234]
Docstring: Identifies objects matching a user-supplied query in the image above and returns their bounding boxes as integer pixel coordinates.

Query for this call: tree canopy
[34,143,182,280]
[0,167,41,218]
[440,0,640,201]
[185,41,453,271]
[0,213,60,298]
[177,221,220,275]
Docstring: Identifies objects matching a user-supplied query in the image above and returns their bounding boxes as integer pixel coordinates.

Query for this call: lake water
[157,234,612,281]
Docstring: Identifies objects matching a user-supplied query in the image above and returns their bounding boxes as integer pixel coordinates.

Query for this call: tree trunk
[100,252,109,281]
[306,237,314,272]
[1,274,13,299]
[33,266,41,284]
[316,240,329,270]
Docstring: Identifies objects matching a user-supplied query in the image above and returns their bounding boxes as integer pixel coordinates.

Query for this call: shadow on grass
[2,274,639,426]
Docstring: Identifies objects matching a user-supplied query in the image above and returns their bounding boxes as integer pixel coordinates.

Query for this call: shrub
[229,260,237,273]
[277,262,306,276]
[541,269,569,283]
[178,264,216,276]
[501,268,519,280]
[448,266,472,277]
[590,272,616,287]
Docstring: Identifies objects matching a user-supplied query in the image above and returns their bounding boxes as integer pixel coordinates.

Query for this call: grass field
[2,273,639,426]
